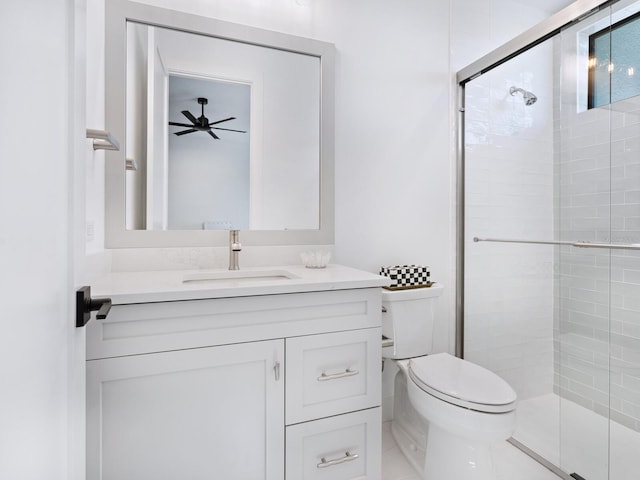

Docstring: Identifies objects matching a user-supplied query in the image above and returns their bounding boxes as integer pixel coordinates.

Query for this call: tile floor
[381,421,561,480]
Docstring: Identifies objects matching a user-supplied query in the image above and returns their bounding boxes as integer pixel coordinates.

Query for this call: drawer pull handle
[317,368,359,382]
[317,451,359,469]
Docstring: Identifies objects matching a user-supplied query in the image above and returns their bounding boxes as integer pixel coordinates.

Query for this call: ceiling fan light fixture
[168,97,247,140]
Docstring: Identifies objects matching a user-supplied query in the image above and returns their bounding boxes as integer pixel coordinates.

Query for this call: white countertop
[92,264,390,304]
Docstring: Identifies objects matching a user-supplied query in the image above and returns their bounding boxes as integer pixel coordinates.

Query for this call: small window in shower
[588,11,640,108]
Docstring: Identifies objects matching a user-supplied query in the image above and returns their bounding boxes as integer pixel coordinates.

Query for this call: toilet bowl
[381,285,517,480]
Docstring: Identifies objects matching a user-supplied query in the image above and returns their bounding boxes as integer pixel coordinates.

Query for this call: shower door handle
[573,241,640,250]
[473,237,640,251]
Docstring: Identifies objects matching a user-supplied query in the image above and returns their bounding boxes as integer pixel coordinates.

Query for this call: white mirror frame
[105,0,335,247]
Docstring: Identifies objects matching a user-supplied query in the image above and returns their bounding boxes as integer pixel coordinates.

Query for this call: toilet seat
[408,353,517,413]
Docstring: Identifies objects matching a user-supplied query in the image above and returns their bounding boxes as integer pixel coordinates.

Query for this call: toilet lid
[408,353,517,413]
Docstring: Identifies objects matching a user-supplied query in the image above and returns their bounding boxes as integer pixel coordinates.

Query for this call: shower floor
[514,393,640,480]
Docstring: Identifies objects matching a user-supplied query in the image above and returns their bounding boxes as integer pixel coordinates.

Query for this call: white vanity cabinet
[86,279,384,480]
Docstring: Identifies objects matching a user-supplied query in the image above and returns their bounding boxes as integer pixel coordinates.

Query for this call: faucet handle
[230,229,241,251]
[229,230,242,270]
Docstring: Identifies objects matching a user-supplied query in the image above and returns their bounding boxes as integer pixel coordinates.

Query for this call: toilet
[382,284,517,480]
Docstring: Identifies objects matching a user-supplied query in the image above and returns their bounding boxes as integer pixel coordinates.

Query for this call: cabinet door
[286,328,381,424]
[87,340,284,480]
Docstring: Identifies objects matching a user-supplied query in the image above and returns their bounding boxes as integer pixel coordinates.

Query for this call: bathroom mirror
[105,0,335,247]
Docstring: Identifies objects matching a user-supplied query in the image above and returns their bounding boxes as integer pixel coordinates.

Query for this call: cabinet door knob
[76,286,112,328]
[317,451,359,468]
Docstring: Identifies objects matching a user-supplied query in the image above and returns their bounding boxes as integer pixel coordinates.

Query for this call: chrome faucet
[229,230,241,270]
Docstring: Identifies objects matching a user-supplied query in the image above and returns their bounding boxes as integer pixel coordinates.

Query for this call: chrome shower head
[510,86,537,106]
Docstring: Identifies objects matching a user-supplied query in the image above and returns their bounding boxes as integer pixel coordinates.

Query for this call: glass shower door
[462,3,640,477]
[599,3,640,479]
[462,32,562,470]
[555,7,613,477]
[557,1,640,477]
[461,3,640,479]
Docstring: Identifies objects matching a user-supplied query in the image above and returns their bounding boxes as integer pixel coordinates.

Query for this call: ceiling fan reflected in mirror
[168,97,247,140]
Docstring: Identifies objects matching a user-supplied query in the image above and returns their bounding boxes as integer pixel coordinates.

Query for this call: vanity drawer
[286,407,381,480]
[286,328,381,425]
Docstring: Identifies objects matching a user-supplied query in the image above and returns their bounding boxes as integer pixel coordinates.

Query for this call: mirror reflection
[124,22,321,232]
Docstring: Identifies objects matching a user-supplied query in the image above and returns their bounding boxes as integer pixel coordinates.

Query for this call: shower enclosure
[458,1,640,479]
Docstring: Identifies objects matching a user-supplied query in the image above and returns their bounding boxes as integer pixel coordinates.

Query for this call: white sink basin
[182,269,299,285]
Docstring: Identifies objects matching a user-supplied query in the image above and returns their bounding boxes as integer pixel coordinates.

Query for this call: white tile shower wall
[609,96,640,433]
[554,15,640,431]
[463,37,556,401]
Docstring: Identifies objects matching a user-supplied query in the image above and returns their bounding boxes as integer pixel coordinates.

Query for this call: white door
[87,339,285,480]
[0,1,85,479]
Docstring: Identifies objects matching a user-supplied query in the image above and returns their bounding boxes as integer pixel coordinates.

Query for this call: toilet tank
[381,283,443,359]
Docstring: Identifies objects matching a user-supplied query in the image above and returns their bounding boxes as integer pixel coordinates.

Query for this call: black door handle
[76,286,112,328]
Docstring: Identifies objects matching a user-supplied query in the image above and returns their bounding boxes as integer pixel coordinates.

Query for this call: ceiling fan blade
[181,110,199,125]
[169,121,194,128]
[211,127,247,133]
[174,128,197,136]
[207,129,220,140]
[208,117,236,126]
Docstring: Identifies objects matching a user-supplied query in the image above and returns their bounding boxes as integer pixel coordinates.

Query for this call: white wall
[327,0,452,356]
[169,137,250,229]
[451,0,575,72]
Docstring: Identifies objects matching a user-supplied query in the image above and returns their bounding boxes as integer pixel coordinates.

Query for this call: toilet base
[391,420,424,475]
[390,365,426,474]
[423,422,499,480]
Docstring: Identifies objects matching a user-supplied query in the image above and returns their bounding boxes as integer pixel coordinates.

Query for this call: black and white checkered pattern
[379,265,430,289]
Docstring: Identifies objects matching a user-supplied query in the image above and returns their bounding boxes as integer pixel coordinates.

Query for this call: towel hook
[86,129,120,151]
